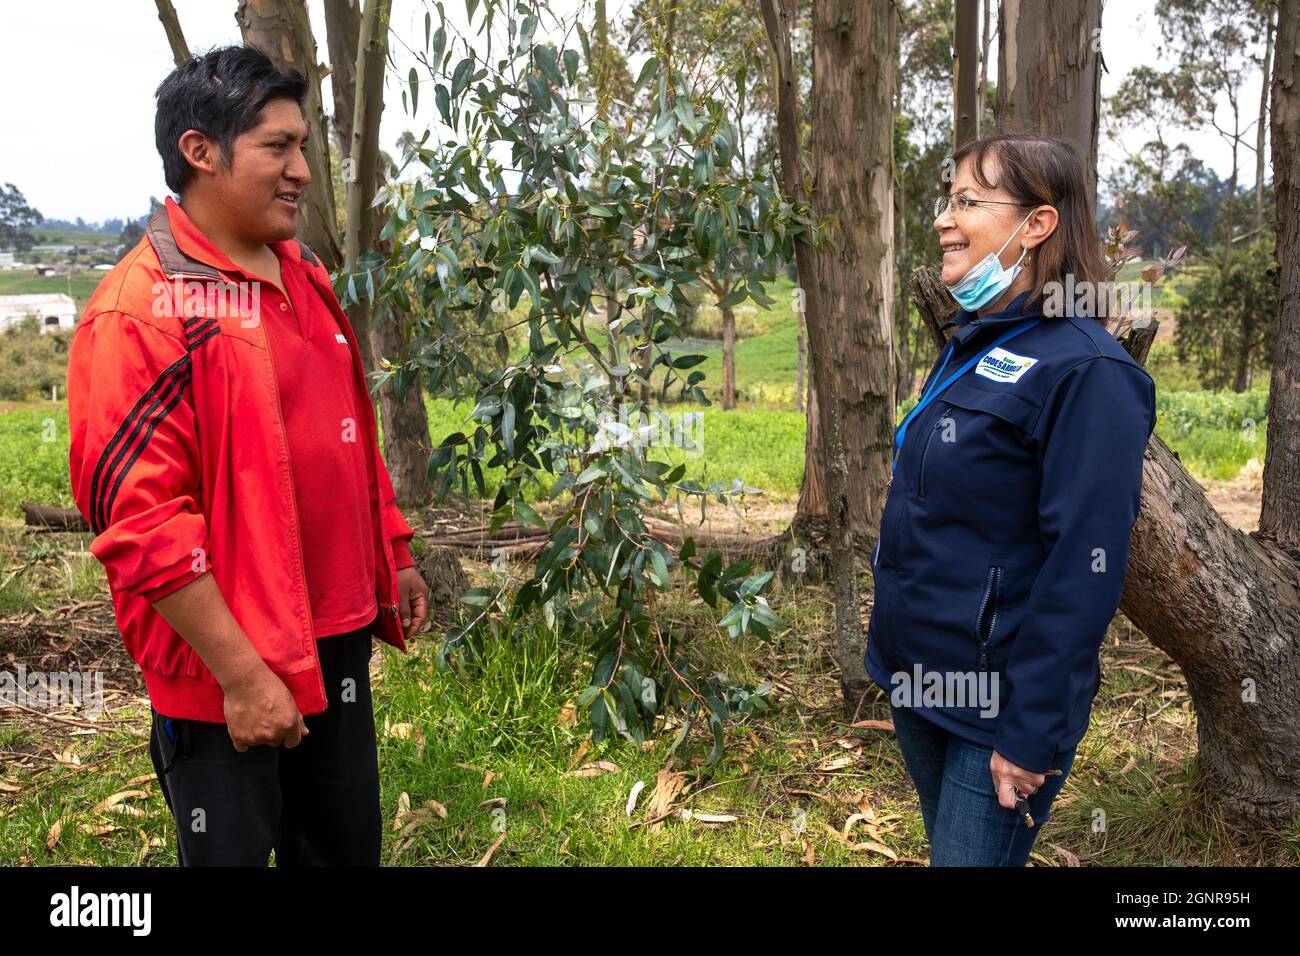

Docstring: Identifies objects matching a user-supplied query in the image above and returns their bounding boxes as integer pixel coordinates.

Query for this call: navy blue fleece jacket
[865,289,1156,771]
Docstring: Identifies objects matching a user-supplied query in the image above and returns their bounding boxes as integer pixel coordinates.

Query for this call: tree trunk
[762,0,870,714]
[996,0,1102,210]
[323,0,430,510]
[337,0,389,377]
[721,303,736,410]
[154,0,190,65]
[795,311,806,413]
[1261,0,1300,555]
[895,158,913,404]
[324,0,362,160]
[21,502,89,532]
[763,0,896,713]
[371,323,433,508]
[809,0,896,564]
[1222,126,1241,273]
[977,0,991,137]
[797,366,825,515]
[1121,435,1300,828]
[954,0,979,149]
[1254,7,1275,239]
[236,0,342,273]
[1232,311,1253,394]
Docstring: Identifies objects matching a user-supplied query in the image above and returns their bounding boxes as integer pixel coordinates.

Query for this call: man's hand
[150,573,307,751]
[991,750,1046,811]
[396,565,429,639]
[221,658,308,752]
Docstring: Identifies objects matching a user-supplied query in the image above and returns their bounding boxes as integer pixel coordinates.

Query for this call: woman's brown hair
[945,133,1109,318]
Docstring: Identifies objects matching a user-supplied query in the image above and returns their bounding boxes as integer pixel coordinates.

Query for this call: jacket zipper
[259,297,328,707]
[917,403,951,500]
[975,564,1001,671]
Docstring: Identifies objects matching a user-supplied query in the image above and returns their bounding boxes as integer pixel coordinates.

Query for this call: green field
[31,229,120,249]
[0,269,108,315]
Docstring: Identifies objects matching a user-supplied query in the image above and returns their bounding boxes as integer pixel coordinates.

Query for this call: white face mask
[943,209,1035,312]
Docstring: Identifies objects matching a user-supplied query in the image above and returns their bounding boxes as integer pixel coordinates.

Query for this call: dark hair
[154,45,307,194]
[944,133,1109,318]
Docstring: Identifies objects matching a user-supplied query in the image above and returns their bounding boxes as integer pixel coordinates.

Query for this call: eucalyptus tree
[367,0,817,756]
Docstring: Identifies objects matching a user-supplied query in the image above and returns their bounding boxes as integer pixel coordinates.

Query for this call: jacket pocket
[875,482,907,569]
[917,403,953,500]
[973,561,1003,672]
[152,710,190,775]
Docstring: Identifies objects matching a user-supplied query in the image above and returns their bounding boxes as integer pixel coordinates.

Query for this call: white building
[0,293,77,333]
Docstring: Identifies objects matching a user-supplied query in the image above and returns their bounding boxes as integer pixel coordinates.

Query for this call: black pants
[148,620,382,866]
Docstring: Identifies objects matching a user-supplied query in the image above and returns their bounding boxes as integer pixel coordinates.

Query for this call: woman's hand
[990,750,1046,810]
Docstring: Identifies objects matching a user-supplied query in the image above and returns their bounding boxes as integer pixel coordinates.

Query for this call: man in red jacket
[66,45,429,865]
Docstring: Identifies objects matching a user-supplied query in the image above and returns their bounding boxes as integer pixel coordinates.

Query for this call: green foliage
[1155,387,1269,434]
[360,0,816,761]
[0,403,73,518]
[0,182,44,252]
[647,403,805,495]
[0,317,74,402]
[1174,240,1277,391]
[1154,387,1269,479]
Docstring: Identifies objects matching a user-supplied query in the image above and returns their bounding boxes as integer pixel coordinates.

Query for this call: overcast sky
[0,0,1270,224]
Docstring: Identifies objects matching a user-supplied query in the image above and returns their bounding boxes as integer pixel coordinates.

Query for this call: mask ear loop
[997,207,1037,273]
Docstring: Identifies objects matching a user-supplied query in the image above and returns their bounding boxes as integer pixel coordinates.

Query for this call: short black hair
[154,45,307,194]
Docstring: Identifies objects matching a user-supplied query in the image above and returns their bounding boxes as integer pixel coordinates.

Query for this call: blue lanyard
[892,318,1041,473]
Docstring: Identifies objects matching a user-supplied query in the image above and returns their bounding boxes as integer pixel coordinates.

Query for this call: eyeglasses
[933,193,1033,219]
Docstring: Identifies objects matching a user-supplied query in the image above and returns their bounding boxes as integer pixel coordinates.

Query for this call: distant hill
[30,229,120,249]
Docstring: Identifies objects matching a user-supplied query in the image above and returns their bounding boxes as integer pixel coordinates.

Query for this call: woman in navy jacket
[865,133,1155,866]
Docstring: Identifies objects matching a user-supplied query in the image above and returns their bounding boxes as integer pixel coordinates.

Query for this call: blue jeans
[889,701,1077,866]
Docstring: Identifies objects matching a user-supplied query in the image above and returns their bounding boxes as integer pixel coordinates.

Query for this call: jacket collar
[147,196,320,281]
[947,289,1043,350]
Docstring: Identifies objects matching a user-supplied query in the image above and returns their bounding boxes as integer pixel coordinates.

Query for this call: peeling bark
[763,0,895,712]
[996,0,1103,209]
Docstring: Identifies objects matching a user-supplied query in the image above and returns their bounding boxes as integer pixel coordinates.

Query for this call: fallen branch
[20,503,89,532]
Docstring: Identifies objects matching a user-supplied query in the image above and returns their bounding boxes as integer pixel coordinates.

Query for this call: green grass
[3,567,1295,866]
[0,404,75,519]
[412,395,806,503]
[647,404,806,495]
[1154,387,1270,480]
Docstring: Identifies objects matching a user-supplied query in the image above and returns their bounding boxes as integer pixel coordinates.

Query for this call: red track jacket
[67,200,415,723]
